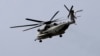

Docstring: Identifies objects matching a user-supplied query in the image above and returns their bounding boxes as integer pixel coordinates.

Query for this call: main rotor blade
[23,25,41,31]
[26,18,43,22]
[64,4,70,12]
[50,11,59,21]
[44,18,61,24]
[43,18,59,24]
[10,24,38,28]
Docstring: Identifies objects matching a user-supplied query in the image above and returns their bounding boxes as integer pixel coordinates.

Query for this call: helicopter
[10,5,82,42]
[33,5,83,42]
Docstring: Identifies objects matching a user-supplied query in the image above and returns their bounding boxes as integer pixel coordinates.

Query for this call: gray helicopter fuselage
[35,22,70,41]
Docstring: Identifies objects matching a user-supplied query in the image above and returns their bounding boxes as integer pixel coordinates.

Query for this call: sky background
[0,0,100,56]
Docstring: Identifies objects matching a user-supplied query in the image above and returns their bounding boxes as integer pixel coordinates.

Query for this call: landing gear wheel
[59,35,62,37]
[39,40,42,43]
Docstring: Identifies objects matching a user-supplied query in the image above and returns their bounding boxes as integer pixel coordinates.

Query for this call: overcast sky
[0,0,100,56]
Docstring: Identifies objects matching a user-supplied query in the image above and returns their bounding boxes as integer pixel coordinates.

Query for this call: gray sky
[0,0,100,56]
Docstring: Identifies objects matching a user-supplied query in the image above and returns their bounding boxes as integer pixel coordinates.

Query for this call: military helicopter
[33,5,83,42]
[10,5,82,42]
